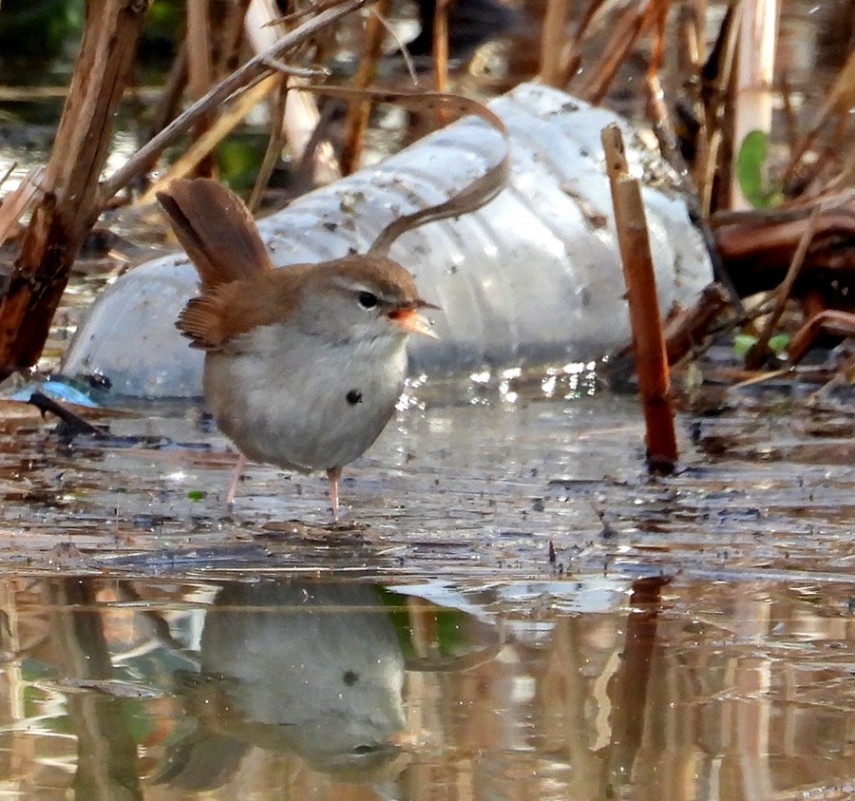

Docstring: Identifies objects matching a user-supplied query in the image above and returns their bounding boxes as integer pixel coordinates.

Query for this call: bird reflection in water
[156,580,408,790]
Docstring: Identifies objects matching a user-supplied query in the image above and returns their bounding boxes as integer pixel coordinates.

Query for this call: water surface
[1,381,855,799]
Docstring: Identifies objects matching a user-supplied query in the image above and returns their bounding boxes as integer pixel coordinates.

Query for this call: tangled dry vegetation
[0,0,853,396]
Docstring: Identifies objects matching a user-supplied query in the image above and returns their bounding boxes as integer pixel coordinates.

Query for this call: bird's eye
[357,291,379,309]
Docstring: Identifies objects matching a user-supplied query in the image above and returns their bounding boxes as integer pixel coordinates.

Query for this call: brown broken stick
[601,122,678,473]
[787,310,855,366]
[664,283,730,364]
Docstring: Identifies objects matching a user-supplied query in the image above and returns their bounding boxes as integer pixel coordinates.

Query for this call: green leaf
[736,130,782,209]
[733,332,791,359]
[768,333,790,356]
[733,333,757,358]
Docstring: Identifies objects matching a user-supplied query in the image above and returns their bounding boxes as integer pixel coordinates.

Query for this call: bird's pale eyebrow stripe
[332,276,399,300]
[333,276,369,292]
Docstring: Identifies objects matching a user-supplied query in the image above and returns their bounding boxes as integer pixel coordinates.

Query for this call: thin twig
[261,56,330,79]
[578,1,654,103]
[300,84,510,255]
[138,75,282,204]
[249,75,290,213]
[559,0,609,87]
[265,0,359,26]
[787,310,855,366]
[745,204,823,369]
[186,0,216,177]
[664,283,730,364]
[349,89,505,254]
[696,4,739,214]
[287,99,341,198]
[0,162,16,191]
[146,45,188,145]
[646,70,746,319]
[784,47,855,192]
[370,6,419,84]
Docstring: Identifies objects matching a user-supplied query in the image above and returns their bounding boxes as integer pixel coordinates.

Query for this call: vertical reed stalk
[432,0,452,126]
[731,0,780,208]
[187,0,216,176]
[601,123,678,472]
[539,0,571,87]
[340,0,394,175]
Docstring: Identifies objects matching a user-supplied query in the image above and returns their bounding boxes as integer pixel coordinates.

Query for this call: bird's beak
[389,299,441,339]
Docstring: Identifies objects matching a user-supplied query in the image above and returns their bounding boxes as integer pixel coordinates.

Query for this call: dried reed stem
[732,0,780,209]
[249,75,289,212]
[784,47,855,194]
[664,283,730,365]
[0,0,149,379]
[432,0,452,125]
[0,168,44,248]
[539,0,570,87]
[340,0,393,175]
[578,1,653,103]
[139,74,282,204]
[558,0,608,87]
[601,123,678,472]
[787,310,855,366]
[186,0,216,177]
[101,0,367,201]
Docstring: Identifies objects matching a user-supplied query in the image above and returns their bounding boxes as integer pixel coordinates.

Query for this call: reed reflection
[3,573,855,800]
[46,577,143,801]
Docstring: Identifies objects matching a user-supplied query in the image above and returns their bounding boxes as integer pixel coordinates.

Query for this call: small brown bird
[157,178,438,520]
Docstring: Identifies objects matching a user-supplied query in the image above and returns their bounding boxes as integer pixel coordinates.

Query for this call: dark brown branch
[0,0,150,381]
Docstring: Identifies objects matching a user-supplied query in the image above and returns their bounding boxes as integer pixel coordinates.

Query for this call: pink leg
[225,453,246,508]
[326,466,342,523]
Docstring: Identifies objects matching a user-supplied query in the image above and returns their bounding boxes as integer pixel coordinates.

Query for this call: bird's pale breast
[203,321,409,472]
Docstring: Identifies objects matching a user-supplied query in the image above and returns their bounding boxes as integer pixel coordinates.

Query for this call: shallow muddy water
[2,0,855,796]
[1,377,855,800]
